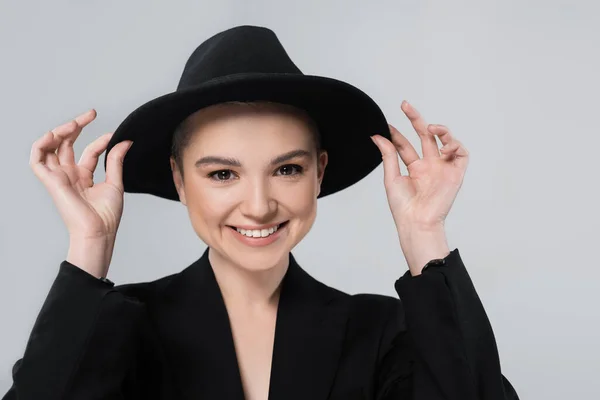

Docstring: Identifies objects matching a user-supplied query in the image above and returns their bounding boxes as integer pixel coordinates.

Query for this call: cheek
[184,181,237,226]
[277,179,318,218]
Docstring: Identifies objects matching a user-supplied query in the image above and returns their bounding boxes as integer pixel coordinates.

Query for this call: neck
[207,247,288,310]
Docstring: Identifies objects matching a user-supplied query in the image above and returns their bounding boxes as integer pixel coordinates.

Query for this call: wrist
[67,236,115,279]
[398,228,450,276]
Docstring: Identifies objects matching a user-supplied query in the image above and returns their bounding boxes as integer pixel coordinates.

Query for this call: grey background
[1,0,598,398]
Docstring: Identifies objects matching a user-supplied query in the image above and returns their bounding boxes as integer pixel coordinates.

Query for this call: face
[170,103,328,272]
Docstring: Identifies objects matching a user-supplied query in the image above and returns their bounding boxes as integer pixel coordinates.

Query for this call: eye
[207,169,237,182]
[276,164,304,176]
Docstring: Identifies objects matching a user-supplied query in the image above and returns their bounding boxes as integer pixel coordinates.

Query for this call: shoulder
[352,293,405,334]
[350,292,402,322]
[318,284,407,359]
[320,281,405,331]
[111,272,178,304]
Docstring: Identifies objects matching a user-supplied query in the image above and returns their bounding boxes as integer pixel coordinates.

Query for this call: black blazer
[3,248,519,400]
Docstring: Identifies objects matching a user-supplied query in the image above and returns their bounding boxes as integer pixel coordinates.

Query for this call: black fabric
[102,25,391,201]
[3,248,519,400]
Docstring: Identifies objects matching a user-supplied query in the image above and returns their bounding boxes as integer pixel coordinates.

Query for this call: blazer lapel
[153,249,245,400]
[268,253,349,400]
[152,249,349,400]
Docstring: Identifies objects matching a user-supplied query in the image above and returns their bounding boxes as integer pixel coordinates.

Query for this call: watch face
[100,277,115,286]
[423,258,446,271]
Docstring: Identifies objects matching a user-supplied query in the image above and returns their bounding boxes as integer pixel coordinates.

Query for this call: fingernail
[370,135,378,145]
[127,141,134,150]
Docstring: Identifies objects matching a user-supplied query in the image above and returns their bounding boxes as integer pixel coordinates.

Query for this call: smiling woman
[5,25,519,400]
[168,101,329,273]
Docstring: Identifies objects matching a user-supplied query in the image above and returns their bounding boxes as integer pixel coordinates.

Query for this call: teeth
[236,224,280,238]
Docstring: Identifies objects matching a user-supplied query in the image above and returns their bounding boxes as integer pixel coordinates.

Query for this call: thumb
[371,135,401,186]
[105,141,133,191]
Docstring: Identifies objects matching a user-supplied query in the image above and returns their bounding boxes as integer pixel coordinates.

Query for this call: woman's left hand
[371,100,469,233]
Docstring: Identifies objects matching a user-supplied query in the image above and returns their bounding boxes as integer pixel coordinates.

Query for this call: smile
[227,221,289,247]
[228,221,288,238]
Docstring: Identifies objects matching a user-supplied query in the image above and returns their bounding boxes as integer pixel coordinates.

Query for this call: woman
[4,26,519,399]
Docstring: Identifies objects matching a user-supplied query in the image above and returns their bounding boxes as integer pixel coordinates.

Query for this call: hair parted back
[170,101,322,178]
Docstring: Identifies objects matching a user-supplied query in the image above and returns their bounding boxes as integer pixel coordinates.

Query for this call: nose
[239,178,277,222]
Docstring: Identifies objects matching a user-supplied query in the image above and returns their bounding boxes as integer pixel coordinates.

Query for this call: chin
[232,250,288,272]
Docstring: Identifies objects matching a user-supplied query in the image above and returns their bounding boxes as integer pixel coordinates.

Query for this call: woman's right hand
[29,109,133,243]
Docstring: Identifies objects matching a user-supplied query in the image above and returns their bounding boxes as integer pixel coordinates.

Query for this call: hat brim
[104,73,391,200]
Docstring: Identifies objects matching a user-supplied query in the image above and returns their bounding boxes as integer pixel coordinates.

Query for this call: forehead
[182,102,317,150]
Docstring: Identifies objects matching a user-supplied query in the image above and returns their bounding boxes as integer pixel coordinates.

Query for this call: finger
[78,133,114,174]
[441,140,470,170]
[29,132,55,181]
[427,124,454,147]
[388,124,420,166]
[105,141,134,191]
[30,130,61,170]
[371,135,402,185]
[55,109,97,165]
[401,101,439,158]
[454,142,470,171]
[30,131,54,166]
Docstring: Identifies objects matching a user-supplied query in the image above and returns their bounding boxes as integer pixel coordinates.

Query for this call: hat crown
[106,25,389,201]
[177,25,303,90]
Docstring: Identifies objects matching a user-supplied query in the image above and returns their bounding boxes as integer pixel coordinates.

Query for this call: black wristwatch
[99,276,115,287]
[422,257,447,272]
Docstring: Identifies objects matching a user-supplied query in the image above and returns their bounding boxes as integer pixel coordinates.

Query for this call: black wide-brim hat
[104,25,391,201]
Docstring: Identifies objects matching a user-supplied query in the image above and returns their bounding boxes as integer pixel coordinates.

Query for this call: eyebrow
[194,149,313,168]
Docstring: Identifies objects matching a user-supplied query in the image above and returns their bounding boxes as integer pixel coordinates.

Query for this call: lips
[227,220,289,232]
[228,221,287,231]
[227,220,289,246]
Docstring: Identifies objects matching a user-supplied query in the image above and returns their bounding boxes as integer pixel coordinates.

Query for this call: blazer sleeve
[375,248,520,400]
[2,261,151,400]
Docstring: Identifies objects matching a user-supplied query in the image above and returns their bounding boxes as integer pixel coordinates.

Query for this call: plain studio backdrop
[0,0,598,398]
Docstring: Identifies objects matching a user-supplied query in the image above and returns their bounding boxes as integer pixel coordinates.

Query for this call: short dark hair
[170,101,322,178]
